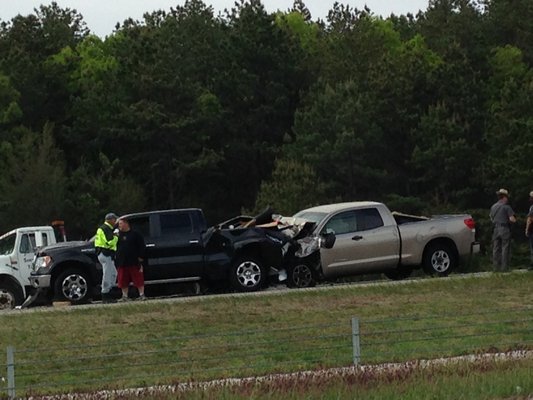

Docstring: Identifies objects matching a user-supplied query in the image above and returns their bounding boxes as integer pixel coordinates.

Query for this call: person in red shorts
[115,217,147,301]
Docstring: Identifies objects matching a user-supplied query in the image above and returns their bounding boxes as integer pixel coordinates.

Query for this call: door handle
[189,240,199,244]
[352,235,363,241]
[146,243,155,248]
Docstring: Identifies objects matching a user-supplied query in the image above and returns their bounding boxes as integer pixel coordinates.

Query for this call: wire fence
[2,306,532,398]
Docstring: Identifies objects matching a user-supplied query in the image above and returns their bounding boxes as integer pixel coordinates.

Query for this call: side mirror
[321,232,336,249]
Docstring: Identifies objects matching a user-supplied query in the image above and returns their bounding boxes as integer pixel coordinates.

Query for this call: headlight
[33,255,52,271]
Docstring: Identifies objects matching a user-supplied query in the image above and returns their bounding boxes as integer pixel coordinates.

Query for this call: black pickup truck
[27,208,333,304]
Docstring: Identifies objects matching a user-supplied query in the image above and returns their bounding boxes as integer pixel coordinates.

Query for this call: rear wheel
[423,243,457,276]
[287,263,316,288]
[54,268,92,304]
[229,257,265,292]
[0,281,23,310]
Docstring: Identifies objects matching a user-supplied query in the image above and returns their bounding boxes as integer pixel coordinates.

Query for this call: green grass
[0,272,532,398]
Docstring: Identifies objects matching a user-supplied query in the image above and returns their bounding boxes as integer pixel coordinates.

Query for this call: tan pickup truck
[288,201,480,288]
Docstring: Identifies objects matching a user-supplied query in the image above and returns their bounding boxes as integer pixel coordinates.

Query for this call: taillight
[464,218,476,230]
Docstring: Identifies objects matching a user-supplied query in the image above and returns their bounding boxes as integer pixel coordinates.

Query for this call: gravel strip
[27,350,533,400]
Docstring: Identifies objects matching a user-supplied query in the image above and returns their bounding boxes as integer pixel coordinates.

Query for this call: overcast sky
[0,0,429,37]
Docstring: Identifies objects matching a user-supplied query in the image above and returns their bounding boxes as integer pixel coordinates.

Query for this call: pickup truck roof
[120,208,208,235]
[120,208,204,218]
[297,201,383,214]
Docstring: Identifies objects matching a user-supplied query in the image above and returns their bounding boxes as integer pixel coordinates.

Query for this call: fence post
[351,317,360,366]
[6,346,15,399]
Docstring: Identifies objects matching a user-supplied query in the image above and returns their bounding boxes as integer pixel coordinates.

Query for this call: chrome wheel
[423,243,457,277]
[235,260,262,288]
[430,250,451,273]
[60,274,89,301]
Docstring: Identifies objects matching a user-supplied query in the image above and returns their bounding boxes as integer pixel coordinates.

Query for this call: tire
[384,267,412,281]
[229,257,265,292]
[287,263,316,288]
[423,243,457,276]
[54,268,92,304]
[0,281,23,310]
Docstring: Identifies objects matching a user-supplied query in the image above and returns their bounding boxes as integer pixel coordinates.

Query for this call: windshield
[0,233,16,256]
[292,211,328,225]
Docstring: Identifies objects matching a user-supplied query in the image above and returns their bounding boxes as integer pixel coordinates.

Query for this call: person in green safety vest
[95,212,119,303]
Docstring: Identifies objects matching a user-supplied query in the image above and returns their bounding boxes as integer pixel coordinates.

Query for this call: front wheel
[54,268,92,304]
[229,257,265,292]
[423,243,457,276]
[287,263,316,288]
[0,281,23,310]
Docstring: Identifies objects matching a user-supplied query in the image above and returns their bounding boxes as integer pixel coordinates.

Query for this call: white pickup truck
[287,201,480,288]
[0,226,59,309]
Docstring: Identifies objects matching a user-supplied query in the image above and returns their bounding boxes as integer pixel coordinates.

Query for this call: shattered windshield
[0,233,16,255]
[292,211,327,225]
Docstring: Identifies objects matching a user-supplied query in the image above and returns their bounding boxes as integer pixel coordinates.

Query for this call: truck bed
[392,212,429,225]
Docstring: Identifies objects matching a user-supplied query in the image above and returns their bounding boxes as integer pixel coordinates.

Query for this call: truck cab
[0,227,57,309]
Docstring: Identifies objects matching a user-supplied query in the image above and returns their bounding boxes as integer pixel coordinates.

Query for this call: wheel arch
[51,261,97,296]
[0,274,25,296]
[422,238,459,262]
[233,241,280,268]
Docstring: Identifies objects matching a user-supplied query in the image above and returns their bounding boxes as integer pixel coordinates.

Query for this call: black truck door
[145,211,205,281]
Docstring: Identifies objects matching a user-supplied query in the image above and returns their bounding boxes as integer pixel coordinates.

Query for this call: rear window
[42,233,49,247]
[159,213,193,236]
[355,208,384,231]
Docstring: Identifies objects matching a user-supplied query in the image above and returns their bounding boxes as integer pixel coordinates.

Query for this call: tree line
[0,0,531,240]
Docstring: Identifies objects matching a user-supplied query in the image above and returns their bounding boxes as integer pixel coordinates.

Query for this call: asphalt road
[6,269,530,315]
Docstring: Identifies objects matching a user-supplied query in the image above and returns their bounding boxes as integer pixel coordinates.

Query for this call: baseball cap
[105,212,118,220]
[496,188,509,197]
